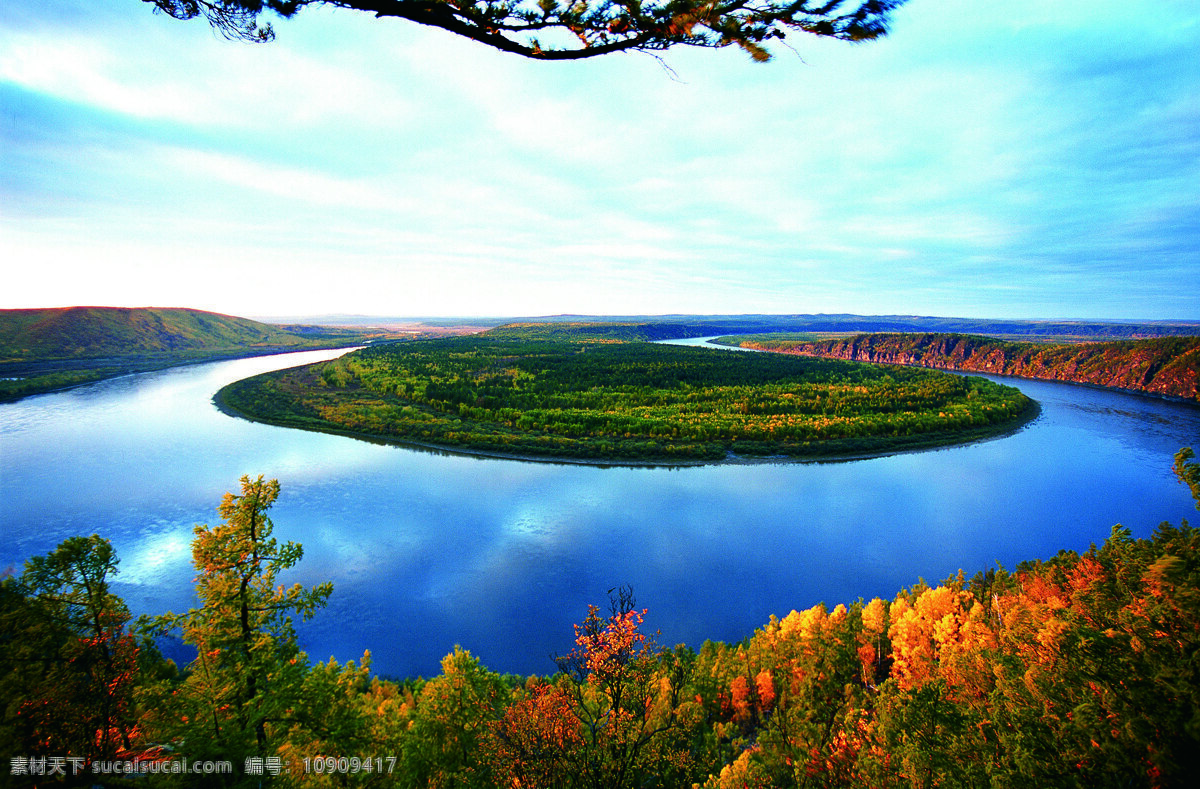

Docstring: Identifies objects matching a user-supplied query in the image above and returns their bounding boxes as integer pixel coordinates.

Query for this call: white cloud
[0,14,419,132]
[0,33,200,121]
[2,0,1198,319]
[160,146,420,213]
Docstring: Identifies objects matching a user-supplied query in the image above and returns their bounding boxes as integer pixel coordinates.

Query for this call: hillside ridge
[0,306,316,361]
[732,333,1200,403]
[0,306,381,402]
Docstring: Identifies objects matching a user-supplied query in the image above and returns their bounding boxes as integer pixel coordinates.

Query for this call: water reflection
[2,345,1198,678]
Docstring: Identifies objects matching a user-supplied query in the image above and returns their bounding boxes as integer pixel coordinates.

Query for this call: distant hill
[0,306,327,361]
[0,307,385,402]
[483,317,1200,345]
[253,313,1200,342]
[731,333,1200,403]
[508,314,1200,341]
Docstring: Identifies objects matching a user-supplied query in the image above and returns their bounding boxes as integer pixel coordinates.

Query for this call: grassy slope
[0,307,372,401]
[0,306,319,361]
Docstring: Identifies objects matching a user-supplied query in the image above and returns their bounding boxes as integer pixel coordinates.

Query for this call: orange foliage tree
[491,586,700,788]
[0,535,142,765]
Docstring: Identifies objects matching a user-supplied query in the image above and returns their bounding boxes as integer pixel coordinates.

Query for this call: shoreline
[0,344,363,404]
[715,339,1200,407]
[213,382,1042,469]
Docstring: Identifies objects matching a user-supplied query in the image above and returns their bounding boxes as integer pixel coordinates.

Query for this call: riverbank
[212,334,1040,466]
[215,382,1041,467]
[713,333,1200,405]
[0,344,366,403]
[0,306,418,403]
[8,335,1199,683]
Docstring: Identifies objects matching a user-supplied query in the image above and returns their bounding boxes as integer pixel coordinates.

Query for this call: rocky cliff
[741,334,1200,403]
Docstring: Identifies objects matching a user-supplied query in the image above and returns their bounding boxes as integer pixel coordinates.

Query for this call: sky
[1,1,1198,321]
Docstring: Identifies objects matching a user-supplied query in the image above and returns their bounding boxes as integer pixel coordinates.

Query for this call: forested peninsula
[722,334,1200,403]
[0,307,390,402]
[215,324,1035,463]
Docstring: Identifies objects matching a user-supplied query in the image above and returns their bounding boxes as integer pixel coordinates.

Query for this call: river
[2,341,1197,678]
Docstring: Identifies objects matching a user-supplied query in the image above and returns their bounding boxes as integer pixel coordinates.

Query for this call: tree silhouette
[143,0,908,61]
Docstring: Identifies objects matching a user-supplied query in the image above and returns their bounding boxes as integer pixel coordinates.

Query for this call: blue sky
[2,0,1198,320]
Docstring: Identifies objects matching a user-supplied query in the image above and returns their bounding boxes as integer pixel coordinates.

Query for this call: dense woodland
[724,334,1200,404]
[217,326,1034,462]
[2,449,1198,787]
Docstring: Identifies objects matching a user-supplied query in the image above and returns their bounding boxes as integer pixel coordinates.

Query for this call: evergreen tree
[142,476,332,774]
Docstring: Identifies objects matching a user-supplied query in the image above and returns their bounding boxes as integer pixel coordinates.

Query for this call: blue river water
[2,341,1197,678]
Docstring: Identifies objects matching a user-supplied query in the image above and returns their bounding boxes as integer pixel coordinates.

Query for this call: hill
[261,313,1200,342]
[0,307,377,402]
[725,333,1200,403]
[0,306,338,361]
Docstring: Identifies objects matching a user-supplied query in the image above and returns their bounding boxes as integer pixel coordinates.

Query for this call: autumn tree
[489,586,698,788]
[487,676,583,787]
[0,535,141,765]
[1174,446,1199,509]
[142,0,909,62]
[745,603,869,785]
[276,652,401,789]
[142,475,332,772]
[398,646,511,788]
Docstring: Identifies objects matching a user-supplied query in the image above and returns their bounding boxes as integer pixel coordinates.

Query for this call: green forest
[2,449,1198,787]
[216,326,1035,462]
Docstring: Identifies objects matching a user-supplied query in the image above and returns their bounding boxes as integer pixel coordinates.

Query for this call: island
[215,323,1036,463]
